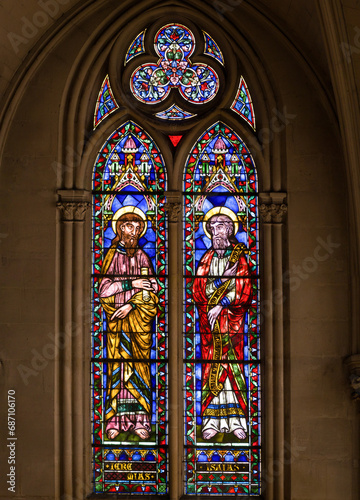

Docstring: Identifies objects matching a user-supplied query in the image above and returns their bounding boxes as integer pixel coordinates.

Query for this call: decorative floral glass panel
[155,103,196,120]
[130,24,219,104]
[231,76,255,130]
[203,31,224,65]
[92,121,168,494]
[183,122,260,495]
[94,75,119,129]
[125,30,146,65]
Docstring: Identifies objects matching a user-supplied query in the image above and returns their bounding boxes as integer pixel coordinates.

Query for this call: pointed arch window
[183,122,260,495]
[91,19,261,498]
[92,121,168,494]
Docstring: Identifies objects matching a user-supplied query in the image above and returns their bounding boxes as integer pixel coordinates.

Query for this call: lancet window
[91,20,260,497]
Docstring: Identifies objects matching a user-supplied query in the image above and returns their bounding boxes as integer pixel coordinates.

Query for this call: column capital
[57,189,91,222]
[345,354,360,400]
[259,203,288,224]
[57,201,90,222]
[165,191,182,222]
[164,202,182,222]
[259,192,287,224]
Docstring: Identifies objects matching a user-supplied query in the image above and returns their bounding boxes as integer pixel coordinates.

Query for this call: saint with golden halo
[99,206,158,441]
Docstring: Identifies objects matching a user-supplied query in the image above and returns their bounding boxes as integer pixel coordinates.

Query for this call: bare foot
[233,428,246,439]
[134,428,150,440]
[107,429,120,440]
[202,429,218,440]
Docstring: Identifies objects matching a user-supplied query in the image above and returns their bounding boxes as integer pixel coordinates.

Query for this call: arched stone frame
[50,1,302,499]
[0,1,358,499]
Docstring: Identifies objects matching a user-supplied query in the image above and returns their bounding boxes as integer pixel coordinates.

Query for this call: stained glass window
[94,75,119,129]
[155,104,196,120]
[125,30,146,65]
[130,24,219,104]
[91,18,261,497]
[92,121,168,494]
[183,122,260,495]
[231,76,256,130]
[203,31,224,65]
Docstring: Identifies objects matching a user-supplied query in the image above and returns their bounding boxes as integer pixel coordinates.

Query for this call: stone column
[259,193,287,500]
[164,192,182,500]
[56,190,90,500]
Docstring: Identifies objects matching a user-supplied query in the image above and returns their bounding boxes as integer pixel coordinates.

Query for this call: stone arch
[55,5,290,498]
[0,1,357,499]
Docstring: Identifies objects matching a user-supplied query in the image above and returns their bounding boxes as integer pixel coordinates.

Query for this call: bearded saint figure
[192,212,252,440]
[99,208,158,441]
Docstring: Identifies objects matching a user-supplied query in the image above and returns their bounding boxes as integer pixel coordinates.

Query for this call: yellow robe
[100,246,158,422]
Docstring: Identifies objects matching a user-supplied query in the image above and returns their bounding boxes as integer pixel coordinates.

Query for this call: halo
[112,206,147,237]
[203,206,239,239]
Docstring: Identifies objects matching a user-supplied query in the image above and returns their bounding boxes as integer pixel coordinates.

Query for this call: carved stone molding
[57,201,90,222]
[259,203,288,224]
[164,202,182,222]
[345,354,360,400]
[57,189,91,222]
[165,191,181,223]
[345,353,360,374]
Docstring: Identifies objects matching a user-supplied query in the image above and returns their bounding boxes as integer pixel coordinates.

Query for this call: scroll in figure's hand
[132,278,153,290]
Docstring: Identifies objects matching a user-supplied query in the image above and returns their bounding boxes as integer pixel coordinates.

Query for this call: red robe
[192,244,252,416]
